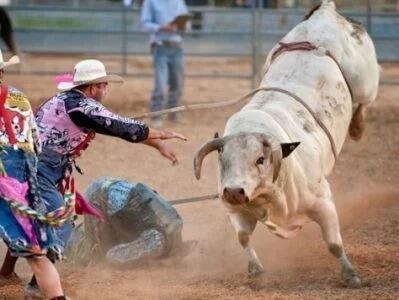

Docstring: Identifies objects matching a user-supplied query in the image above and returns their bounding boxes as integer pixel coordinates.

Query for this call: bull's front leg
[310,198,362,287]
[229,211,263,278]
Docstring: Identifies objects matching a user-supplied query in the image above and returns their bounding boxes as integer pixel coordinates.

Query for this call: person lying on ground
[67,177,195,266]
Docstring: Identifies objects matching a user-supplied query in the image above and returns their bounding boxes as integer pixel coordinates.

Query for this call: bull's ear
[281,142,300,158]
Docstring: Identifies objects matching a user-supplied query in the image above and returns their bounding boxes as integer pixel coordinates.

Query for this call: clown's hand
[157,141,179,165]
[142,139,179,165]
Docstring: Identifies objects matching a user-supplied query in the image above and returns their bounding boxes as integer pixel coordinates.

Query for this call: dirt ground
[0,55,398,299]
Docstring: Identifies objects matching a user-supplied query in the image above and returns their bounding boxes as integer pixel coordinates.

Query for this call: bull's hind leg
[310,198,361,287]
[229,211,263,278]
[349,104,367,141]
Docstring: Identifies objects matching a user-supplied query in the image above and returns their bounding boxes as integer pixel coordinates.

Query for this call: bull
[193,0,379,287]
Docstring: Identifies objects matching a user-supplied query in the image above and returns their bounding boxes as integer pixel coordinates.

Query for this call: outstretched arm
[66,97,149,143]
[65,96,187,164]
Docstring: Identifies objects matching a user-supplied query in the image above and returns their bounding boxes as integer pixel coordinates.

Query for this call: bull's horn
[194,138,225,180]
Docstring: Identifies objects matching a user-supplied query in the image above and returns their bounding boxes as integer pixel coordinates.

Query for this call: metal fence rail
[5,5,399,86]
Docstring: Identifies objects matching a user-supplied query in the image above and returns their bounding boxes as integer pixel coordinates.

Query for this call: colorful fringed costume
[0,84,60,257]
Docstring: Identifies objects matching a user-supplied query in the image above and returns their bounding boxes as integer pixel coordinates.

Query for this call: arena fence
[6,4,399,86]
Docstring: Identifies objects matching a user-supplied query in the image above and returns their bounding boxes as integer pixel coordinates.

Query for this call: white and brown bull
[194,0,379,287]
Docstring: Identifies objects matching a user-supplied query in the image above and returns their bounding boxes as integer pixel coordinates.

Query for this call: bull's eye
[256,156,265,165]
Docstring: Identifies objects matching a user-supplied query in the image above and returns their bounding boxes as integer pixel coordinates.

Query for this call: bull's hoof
[342,269,362,288]
[248,261,264,278]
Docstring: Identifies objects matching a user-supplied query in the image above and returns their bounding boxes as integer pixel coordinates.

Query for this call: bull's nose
[223,187,248,205]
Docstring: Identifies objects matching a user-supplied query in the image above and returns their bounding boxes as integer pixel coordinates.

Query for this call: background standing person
[0,49,66,299]
[0,1,18,55]
[0,58,187,298]
[140,0,189,126]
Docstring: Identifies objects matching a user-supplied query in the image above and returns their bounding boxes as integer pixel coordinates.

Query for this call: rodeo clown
[0,49,68,299]
[0,59,187,298]
[67,177,195,267]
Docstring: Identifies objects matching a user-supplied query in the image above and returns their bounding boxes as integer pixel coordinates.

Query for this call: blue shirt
[140,0,189,44]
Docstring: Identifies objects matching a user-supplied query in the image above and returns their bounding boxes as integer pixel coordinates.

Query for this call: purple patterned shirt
[35,89,149,156]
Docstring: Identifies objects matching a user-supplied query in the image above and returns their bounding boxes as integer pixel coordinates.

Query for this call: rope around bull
[131,86,265,119]
[133,85,338,160]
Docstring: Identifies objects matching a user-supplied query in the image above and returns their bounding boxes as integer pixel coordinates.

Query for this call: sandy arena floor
[0,55,398,299]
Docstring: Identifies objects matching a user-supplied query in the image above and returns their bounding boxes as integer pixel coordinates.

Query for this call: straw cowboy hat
[0,48,19,69]
[57,59,123,90]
